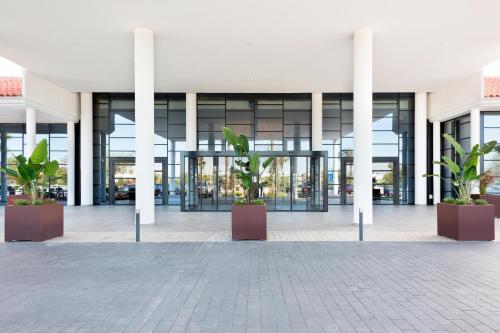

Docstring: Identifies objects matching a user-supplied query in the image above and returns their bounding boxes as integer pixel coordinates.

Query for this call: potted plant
[425,133,497,241]
[479,170,500,218]
[222,127,274,240]
[2,139,63,241]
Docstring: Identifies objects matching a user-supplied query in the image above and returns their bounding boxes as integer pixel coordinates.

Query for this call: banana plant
[424,133,497,203]
[1,139,59,205]
[222,127,274,205]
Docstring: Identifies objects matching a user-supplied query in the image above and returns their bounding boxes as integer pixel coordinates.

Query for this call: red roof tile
[484,76,500,98]
[0,77,22,97]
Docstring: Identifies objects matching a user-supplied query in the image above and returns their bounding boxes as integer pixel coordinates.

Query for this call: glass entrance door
[155,158,168,205]
[110,158,136,205]
[341,157,399,205]
[110,158,168,205]
[182,152,327,212]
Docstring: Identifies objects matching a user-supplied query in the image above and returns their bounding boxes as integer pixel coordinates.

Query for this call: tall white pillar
[66,122,75,206]
[414,93,428,205]
[311,93,323,151]
[25,108,36,156]
[432,121,441,204]
[134,27,155,224]
[186,93,197,151]
[80,93,93,205]
[353,27,373,224]
[470,108,481,173]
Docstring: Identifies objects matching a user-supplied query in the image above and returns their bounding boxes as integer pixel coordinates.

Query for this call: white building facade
[1,1,500,224]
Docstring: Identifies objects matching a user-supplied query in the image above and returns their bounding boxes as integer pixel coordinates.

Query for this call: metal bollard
[359,209,363,241]
[135,209,140,242]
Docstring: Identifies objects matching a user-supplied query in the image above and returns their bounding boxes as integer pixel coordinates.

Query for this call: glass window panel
[110,138,135,151]
[169,99,186,110]
[484,128,500,143]
[373,117,396,131]
[154,118,167,132]
[110,124,135,138]
[112,111,135,124]
[373,145,399,157]
[484,114,500,127]
[256,105,283,118]
[256,132,282,140]
[50,137,67,150]
[168,125,186,138]
[341,111,353,123]
[284,111,310,124]
[154,132,168,144]
[50,151,67,164]
[197,118,225,131]
[256,118,282,132]
[284,125,310,137]
[342,124,354,137]
[226,111,254,124]
[373,131,398,144]
[111,100,134,109]
[197,105,225,118]
[198,94,225,104]
[283,99,311,110]
[225,125,254,137]
[323,118,340,131]
[322,131,341,141]
[168,111,186,124]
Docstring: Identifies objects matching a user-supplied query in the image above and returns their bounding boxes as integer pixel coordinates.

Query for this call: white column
[134,27,155,224]
[25,108,36,156]
[353,27,373,224]
[66,121,75,206]
[80,93,93,205]
[432,121,441,204]
[186,93,197,151]
[470,108,481,172]
[311,93,323,151]
[414,93,428,205]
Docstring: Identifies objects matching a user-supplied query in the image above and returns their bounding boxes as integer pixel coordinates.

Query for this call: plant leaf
[222,127,237,144]
[262,156,274,170]
[443,133,464,159]
[0,167,19,178]
[14,154,27,164]
[44,160,59,177]
[442,155,460,174]
[248,154,260,174]
[17,163,34,182]
[479,140,497,155]
[30,139,48,164]
[238,135,249,155]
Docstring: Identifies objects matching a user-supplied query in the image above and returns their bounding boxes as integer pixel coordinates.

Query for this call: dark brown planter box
[5,204,64,242]
[231,205,267,240]
[480,194,500,218]
[437,203,495,241]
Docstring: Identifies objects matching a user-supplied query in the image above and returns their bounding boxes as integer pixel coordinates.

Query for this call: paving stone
[0,242,500,332]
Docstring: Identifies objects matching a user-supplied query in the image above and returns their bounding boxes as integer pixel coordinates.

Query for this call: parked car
[115,185,135,200]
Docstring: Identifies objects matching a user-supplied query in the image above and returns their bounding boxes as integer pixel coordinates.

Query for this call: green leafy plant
[424,133,497,205]
[474,199,488,205]
[14,199,56,206]
[478,170,496,195]
[222,127,274,205]
[1,139,59,206]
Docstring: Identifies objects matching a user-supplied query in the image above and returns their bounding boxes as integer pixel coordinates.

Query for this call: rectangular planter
[231,205,267,240]
[480,194,500,218]
[5,204,64,242]
[437,203,495,241]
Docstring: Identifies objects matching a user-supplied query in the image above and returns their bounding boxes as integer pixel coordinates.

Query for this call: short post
[358,209,363,241]
[135,209,140,242]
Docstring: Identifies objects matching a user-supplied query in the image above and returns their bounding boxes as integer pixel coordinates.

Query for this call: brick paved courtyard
[1,242,500,332]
